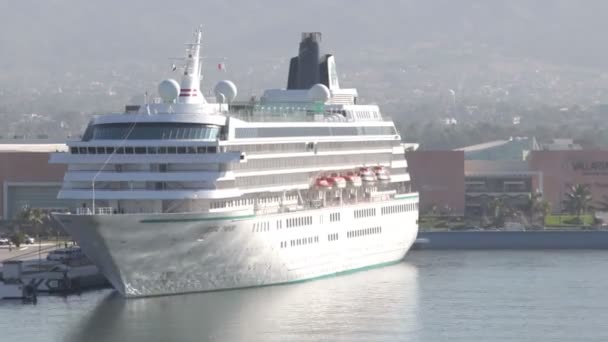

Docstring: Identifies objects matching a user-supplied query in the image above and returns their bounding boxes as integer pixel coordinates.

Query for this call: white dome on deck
[308,83,331,103]
[214,80,237,103]
[158,79,180,103]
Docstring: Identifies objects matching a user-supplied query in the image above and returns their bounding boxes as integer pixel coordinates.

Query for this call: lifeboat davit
[316,177,332,189]
[343,171,363,187]
[329,173,347,189]
[359,167,376,182]
[373,166,390,181]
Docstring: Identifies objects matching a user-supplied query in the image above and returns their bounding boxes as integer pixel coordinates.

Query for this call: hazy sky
[2,0,608,72]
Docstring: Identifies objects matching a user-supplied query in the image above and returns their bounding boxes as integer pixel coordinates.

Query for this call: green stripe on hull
[272,258,405,287]
[394,193,419,200]
[140,214,255,223]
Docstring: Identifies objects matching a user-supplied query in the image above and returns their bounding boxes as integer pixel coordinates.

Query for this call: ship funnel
[287,32,340,91]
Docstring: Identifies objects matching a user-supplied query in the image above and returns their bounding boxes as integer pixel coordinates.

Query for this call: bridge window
[85,122,221,141]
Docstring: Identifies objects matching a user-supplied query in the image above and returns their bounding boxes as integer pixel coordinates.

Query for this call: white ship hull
[53,197,418,298]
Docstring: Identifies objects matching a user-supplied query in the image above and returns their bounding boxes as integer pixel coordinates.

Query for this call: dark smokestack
[287,32,322,90]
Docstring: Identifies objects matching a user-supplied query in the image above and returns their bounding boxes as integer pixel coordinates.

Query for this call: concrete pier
[414,230,608,250]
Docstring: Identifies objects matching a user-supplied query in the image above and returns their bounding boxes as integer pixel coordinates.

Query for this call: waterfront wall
[529,150,608,214]
[415,230,608,250]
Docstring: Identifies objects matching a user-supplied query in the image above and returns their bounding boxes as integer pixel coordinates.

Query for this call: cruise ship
[51,28,419,298]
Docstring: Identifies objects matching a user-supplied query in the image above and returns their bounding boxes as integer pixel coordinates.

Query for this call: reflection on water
[4,252,608,341]
[66,262,420,342]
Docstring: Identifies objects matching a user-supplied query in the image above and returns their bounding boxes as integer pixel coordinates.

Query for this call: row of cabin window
[328,233,339,241]
[210,195,298,210]
[252,222,270,232]
[228,140,393,155]
[233,153,391,171]
[235,173,310,188]
[350,110,380,120]
[354,208,376,219]
[286,216,312,228]
[288,236,319,247]
[210,198,255,209]
[317,140,393,151]
[279,236,320,248]
[347,227,382,238]
[329,212,341,222]
[381,203,418,215]
[70,146,217,155]
[234,126,396,139]
[228,143,305,154]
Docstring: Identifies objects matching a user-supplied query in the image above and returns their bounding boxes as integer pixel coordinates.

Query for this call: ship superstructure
[51,29,419,298]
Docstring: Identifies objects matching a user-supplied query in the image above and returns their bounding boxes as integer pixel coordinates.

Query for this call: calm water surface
[2,251,608,342]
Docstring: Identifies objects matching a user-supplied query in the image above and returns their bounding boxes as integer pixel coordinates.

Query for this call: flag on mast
[217,62,226,72]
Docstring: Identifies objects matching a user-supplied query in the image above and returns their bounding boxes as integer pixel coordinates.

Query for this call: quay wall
[414,230,608,250]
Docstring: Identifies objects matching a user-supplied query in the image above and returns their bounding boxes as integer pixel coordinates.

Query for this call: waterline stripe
[394,193,419,200]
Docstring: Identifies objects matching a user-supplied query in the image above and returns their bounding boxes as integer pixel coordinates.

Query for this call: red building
[0,143,70,220]
[407,150,465,215]
[529,150,608,213]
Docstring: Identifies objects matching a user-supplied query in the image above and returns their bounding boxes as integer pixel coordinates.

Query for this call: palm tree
[562,184,593,224]
[18,207,49,266]
[19,207,48,233]
[528,192,551,227]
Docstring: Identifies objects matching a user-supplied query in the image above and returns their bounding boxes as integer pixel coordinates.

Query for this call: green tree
[10,232,24,248]
[562,184,593,223]
[18,207,49,265]
[18,207,49,235]
[529,192,551,227]
[488,197,506,228]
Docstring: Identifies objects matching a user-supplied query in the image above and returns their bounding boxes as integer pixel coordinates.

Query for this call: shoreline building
[408,137,608,219]
[0,141,74,221]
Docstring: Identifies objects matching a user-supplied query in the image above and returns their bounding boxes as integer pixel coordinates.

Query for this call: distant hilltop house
[441,117,457,125]
[541,138,582,151]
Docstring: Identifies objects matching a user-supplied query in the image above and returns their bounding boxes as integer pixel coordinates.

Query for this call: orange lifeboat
[373,166,390,181]
[358,167,376,182]
[316,177,332,189]
[343,171,363,187]
[329,173,347,189]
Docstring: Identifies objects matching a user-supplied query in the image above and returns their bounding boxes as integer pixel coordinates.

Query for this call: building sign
[566,160,608,175]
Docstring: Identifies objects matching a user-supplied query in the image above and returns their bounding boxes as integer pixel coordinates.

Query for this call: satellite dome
[158,79,180,103]
[216,93,226,105]
[308,83,331,103]
[214,80,237,103]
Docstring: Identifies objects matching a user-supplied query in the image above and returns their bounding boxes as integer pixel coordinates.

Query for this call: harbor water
[2,250,608,341]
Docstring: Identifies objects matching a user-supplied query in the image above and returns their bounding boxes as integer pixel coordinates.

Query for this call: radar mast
[178,26,206,104]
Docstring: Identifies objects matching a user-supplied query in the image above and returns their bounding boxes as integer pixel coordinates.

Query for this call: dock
[414,229,608,250]
[0,245,110,301]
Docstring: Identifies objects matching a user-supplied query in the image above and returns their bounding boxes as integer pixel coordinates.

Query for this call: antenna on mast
[177,25,206,104]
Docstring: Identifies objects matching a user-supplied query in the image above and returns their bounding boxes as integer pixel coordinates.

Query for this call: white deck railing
[75,207,114,215]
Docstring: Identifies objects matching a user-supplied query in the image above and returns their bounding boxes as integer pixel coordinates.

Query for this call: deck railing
[75,207,114,215]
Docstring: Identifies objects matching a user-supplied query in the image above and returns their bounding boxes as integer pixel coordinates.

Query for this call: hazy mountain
[2,0,608,139]
[2,1,608,70]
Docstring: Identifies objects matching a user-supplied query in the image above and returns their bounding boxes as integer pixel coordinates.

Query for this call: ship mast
[178,27,206,104]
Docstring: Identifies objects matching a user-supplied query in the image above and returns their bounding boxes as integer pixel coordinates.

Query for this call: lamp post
[92,180,95,215]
